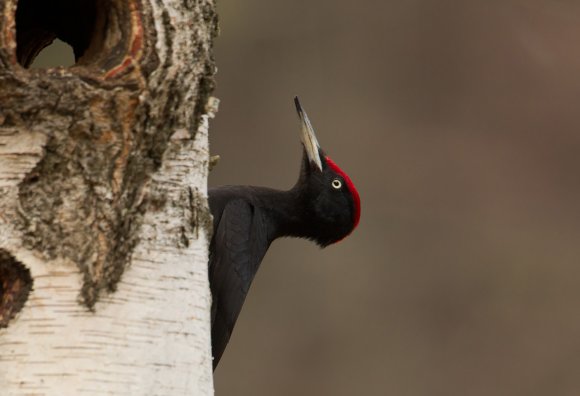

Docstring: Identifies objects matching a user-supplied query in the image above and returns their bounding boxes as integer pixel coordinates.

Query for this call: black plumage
[208,98,360,369]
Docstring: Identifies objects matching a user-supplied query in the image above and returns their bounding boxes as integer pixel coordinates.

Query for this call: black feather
[208,192,271,369]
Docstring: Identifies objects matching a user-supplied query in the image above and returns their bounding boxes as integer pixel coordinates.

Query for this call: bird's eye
[331,179,342,189]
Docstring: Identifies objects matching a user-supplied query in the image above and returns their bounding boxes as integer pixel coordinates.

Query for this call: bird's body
[208,98,360,369]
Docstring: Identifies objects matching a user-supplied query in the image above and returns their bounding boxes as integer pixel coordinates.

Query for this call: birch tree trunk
[0,0,217,394]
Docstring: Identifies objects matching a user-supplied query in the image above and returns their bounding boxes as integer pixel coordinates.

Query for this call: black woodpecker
[208,97,361,369]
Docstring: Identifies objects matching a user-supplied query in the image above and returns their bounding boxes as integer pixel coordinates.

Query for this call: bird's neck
[252,186,309,241]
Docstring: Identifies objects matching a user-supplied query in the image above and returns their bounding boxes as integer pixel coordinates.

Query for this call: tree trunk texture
[0,0,218,394]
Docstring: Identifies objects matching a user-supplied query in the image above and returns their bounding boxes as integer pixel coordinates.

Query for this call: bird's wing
[209,199,269,369]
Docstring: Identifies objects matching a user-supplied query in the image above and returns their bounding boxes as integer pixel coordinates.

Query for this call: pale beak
[294,96,323,172]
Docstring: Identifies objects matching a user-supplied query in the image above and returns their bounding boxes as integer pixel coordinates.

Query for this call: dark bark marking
[0,249,33,328]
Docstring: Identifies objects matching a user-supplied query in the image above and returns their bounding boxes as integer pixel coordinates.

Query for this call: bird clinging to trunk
[208,97,361,369]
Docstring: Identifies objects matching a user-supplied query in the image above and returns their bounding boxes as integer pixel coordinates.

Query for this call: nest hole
[31,39,75,68]
[0,250,33,328]
[16,0,131,69]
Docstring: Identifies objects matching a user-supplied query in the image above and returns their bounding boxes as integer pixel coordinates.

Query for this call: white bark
[0,105,217,395]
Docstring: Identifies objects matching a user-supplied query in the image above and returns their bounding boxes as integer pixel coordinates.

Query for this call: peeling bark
[0,0,217,393]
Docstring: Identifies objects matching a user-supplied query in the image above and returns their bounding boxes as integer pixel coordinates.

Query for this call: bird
[208,97,361,369]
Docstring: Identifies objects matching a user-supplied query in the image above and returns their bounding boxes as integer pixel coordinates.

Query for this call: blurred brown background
[35,1,580,395]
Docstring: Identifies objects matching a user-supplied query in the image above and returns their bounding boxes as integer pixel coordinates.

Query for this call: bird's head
[294,97,361,247]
